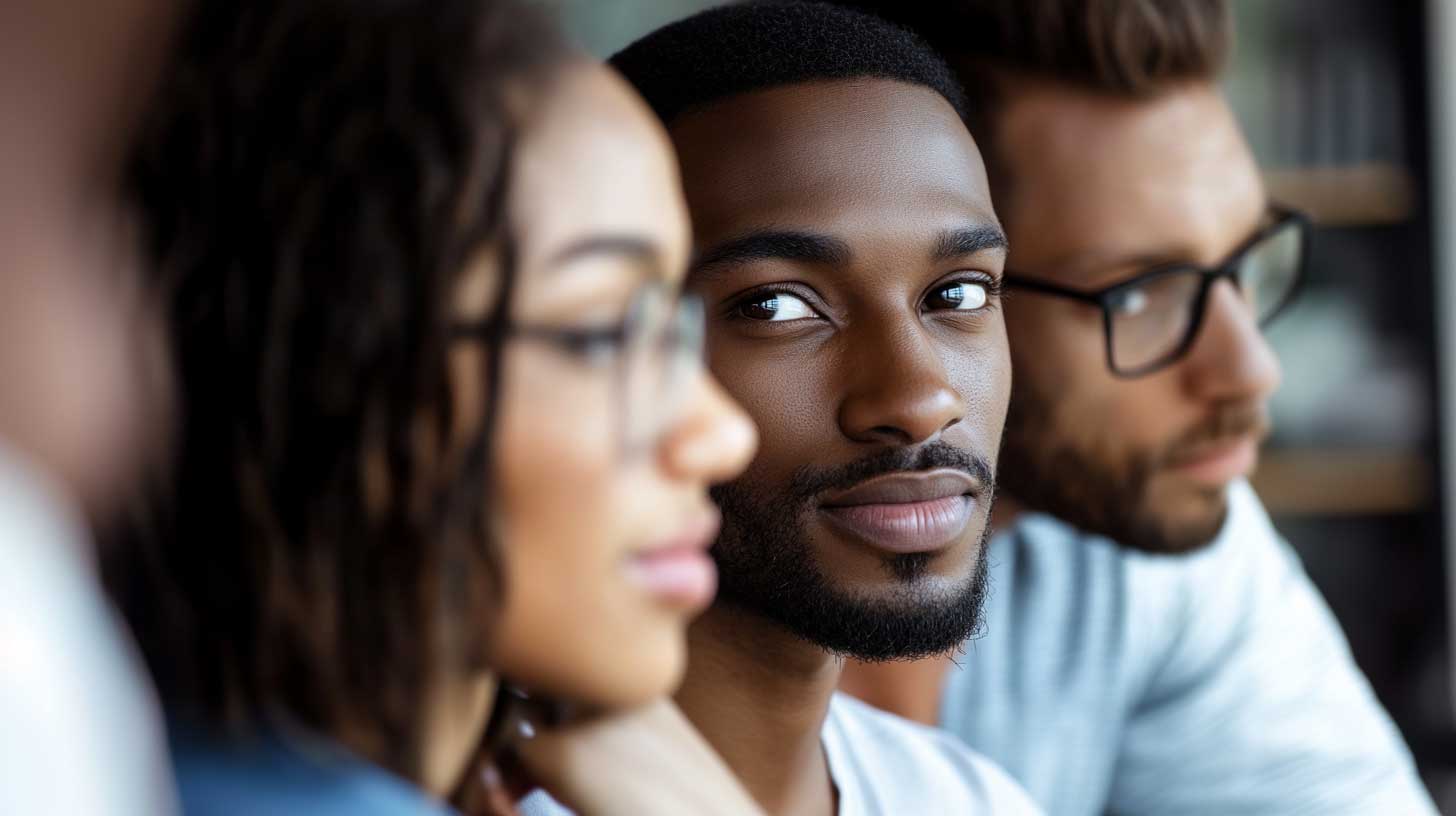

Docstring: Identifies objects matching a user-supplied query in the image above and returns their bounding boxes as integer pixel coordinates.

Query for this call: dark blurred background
[546,0,1456,808]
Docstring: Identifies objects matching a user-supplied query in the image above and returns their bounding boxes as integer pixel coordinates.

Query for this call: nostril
[867,425,914,445]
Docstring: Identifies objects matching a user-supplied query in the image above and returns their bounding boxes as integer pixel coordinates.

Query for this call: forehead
[511,62,688,268]
[995,80,1265,273]
[669,79,996,246]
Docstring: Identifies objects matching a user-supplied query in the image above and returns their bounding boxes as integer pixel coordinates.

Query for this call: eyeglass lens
[1242,221,1303,326]
[619,286,705,451]
[1107,219,1303,375]
[1108,271,1204,373]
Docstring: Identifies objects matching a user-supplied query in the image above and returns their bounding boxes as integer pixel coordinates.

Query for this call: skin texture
[995,79,1279,554]
[669,78,1008,815]
[468,62,757,721]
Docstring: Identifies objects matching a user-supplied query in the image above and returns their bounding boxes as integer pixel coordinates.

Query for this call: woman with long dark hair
[109,1,762,813]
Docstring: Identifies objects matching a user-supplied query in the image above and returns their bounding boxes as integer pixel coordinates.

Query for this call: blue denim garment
[170,722,455,816]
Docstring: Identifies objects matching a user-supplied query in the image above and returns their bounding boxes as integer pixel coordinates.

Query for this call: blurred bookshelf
[1264,163,1416,227]
[1252,448,1433,516]
[1231,0,1452,803]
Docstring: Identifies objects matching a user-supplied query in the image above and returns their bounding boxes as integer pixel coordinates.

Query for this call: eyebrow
[931,225,1009,262]
[547,235,665,280]
[691,229,852,278]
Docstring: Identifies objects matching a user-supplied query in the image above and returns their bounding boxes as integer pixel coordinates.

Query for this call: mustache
[783,441,996,503]
[1160,401,1270,466]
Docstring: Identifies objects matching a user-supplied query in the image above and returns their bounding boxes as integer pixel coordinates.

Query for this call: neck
[675,604,842,816]
[991,489,1026,533]
[420,671,498,799]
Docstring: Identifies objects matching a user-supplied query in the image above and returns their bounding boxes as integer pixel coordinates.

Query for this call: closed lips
[818,469,982,555]
[820,469,983,507]
[625,511,721,608]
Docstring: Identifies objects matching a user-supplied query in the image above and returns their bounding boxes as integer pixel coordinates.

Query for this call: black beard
[708,442,993,663]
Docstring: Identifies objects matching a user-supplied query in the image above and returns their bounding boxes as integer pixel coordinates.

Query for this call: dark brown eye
[927,281,989,311]
[737,292,816,321]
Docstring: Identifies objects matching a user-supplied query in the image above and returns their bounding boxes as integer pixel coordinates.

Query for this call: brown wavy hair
[834,0,1229,177]
[106,0,565,780]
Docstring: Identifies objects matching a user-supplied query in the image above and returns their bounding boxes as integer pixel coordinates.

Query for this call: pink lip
[1168,437,1259,486]
[822,469,984,507]
[820,496,974,554]
[624,511,720,609]
[818,469,981,554]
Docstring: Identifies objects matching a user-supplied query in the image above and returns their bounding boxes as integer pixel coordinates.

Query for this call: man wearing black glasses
[835,0,1436,814]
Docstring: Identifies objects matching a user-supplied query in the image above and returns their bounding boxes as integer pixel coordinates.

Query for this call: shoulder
[171,727,452,816]
[1147,480,1312,663]
[998,481,1294,640]
[826,694,1041,813]
[518,789,573,816]
[0,446,178,815]
[0,444,92,596]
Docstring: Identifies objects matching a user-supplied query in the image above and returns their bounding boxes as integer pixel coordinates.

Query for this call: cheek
[494,356,621,564]
[1006,303,1186,454]
[706,336,837,480]
[487,359,679,704]
[489,362,626,681]
[943,326,1013,462]
[1005,298,1100,377]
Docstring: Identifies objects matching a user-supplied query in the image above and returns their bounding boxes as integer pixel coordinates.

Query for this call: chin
[816,519,987,586]
[580,629,688,710]
[499,620,688,712]
[1131,483,1230,554]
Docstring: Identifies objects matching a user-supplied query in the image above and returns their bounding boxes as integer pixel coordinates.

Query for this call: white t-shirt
[0,446,178,815]
[519,692,1040,815]
[822,693,1039,815]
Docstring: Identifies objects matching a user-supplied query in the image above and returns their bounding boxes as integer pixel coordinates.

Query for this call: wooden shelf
[1263,162,1416,227]
[1251,447,1434,516]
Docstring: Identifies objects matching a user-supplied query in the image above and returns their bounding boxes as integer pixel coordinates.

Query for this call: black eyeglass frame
[1004,205,1310,378]
[448,283,701,354]
[449,286,706,453]
[450,320,630,356]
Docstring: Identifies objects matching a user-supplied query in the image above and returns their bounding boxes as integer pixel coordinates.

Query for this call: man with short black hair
[833,1,1436,813]
[525,2,1040,813]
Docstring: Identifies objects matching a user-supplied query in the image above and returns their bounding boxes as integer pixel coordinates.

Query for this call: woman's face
[465,62,756,708]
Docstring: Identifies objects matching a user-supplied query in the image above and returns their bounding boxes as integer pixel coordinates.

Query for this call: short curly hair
[610,0,968,127]
[108,0,565,779]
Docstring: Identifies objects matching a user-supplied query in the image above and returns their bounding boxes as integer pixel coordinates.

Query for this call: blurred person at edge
[833,1,1437,813]
[0,1,184,814]
[104,1,766,815]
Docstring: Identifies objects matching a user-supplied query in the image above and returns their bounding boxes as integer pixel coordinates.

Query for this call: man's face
[671,79,1010,661]
[993,79,1281,553]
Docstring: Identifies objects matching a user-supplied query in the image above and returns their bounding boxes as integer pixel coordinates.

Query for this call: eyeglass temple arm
[1004,275,1105,304]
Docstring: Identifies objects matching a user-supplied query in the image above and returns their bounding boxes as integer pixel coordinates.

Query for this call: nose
[838,326,966,447]
[1180,279,1282,402]
[659,368,758,485]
